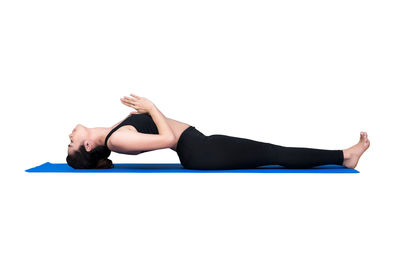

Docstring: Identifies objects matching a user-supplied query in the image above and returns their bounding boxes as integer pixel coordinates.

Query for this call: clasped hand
[120,94,155,115]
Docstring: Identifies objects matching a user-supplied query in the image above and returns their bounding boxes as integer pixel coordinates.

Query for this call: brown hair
[66,145,114,169]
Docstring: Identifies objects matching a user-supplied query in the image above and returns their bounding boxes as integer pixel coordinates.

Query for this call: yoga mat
[25,162,359,173]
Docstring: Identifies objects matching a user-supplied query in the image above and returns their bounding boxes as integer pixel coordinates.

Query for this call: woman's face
[68,124,87,154]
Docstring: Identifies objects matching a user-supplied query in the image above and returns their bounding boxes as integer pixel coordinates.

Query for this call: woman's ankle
[342,149,351,160]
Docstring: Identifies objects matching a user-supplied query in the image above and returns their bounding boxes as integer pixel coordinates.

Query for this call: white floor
[1,160,399,267]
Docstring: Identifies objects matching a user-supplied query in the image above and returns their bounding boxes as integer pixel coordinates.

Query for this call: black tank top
[104,113,159,150]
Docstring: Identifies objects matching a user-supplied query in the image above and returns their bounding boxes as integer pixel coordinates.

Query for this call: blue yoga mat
[25,162,359,173]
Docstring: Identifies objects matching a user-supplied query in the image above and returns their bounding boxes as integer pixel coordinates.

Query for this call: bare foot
[342,132,370,168]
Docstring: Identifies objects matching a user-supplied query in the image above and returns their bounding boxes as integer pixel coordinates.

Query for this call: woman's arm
[149,105,176,141]
[121,93,176,140]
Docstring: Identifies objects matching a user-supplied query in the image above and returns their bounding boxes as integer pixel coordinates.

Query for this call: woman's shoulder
[106,124,138,146]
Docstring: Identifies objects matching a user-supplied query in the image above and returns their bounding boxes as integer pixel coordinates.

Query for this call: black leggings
[176,126,344,170]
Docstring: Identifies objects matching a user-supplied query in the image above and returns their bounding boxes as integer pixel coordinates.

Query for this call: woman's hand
[120,94,155,115]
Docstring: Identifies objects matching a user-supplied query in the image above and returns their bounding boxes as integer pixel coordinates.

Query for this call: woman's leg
[192,134,344,170]
[177,127,370,170]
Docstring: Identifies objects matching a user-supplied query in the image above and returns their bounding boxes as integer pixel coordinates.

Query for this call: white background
[1,0,399,266]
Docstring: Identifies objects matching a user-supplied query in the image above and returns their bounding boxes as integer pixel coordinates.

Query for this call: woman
[66,93,370,170]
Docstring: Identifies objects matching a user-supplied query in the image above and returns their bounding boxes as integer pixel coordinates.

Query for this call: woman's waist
[167,118,191,151]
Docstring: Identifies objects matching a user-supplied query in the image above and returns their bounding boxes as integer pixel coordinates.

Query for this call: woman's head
[66,124,114,169]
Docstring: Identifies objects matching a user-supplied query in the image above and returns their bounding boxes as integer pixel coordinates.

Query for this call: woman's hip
[176,126,209,168]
